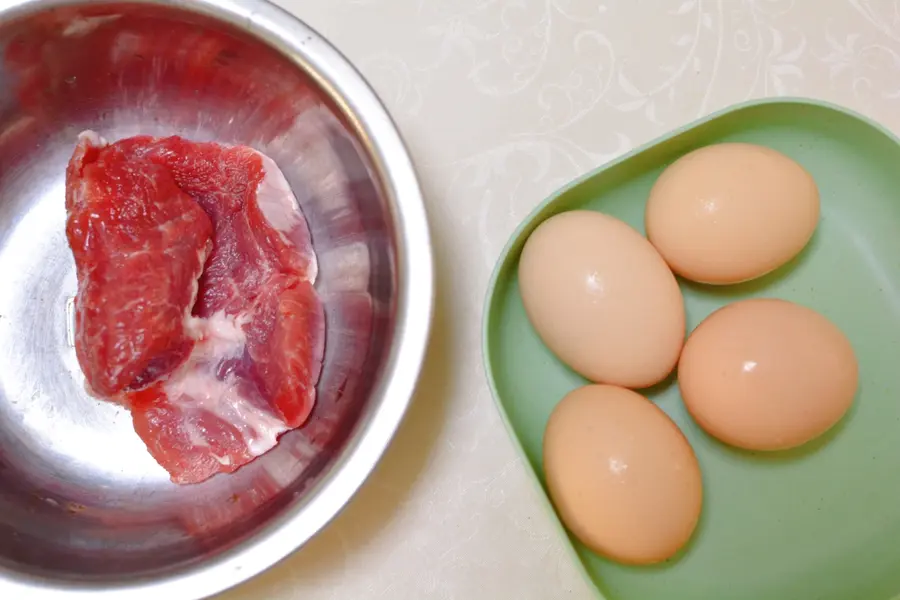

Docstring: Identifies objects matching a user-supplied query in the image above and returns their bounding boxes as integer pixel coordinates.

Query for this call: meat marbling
[65,131,325,484]
[66,132,213,397]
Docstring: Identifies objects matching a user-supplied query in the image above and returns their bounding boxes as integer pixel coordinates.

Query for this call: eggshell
[543,385,703,565]
[518,210,685,388]
[678,298,858,451]
[645,143,820,284]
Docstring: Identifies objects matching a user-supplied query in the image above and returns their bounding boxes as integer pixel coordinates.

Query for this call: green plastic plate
[482,98,900,600]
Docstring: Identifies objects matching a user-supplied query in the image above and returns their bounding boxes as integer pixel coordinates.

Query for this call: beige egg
[645,143,820,284]
[518,211,685,388]
[543,385,703,565]
[678,298,858,451]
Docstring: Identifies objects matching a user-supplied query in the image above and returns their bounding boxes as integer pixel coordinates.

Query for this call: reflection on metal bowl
[0,0,433,598]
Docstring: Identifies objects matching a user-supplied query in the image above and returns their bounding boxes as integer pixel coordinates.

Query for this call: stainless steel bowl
[0,1,433,598]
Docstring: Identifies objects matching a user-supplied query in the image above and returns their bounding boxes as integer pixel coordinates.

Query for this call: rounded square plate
[483,98,900,600]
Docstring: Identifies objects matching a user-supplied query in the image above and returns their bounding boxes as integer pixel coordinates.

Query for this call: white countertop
[223,1,900,598]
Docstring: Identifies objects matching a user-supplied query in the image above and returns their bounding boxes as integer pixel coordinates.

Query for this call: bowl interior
[485,99,900,600]
[0,1,394,582]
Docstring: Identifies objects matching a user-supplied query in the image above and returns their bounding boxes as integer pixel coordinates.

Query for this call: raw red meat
[66,133,325,484]
[65,132,213,396]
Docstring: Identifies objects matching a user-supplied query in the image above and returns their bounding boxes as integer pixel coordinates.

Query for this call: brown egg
[518,211,685,388]
[543,385,703,565]
[678,298,858,451]
[645,143,820,284]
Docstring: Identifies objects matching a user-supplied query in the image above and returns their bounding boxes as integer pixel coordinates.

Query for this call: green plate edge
[481,96,900,600]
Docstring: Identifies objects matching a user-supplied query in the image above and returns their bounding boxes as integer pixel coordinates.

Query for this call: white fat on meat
[253,150,318,282]
[77,129,107,147]
[165,311,288,460]
[165,150,313,463]
[169,151,315,462]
